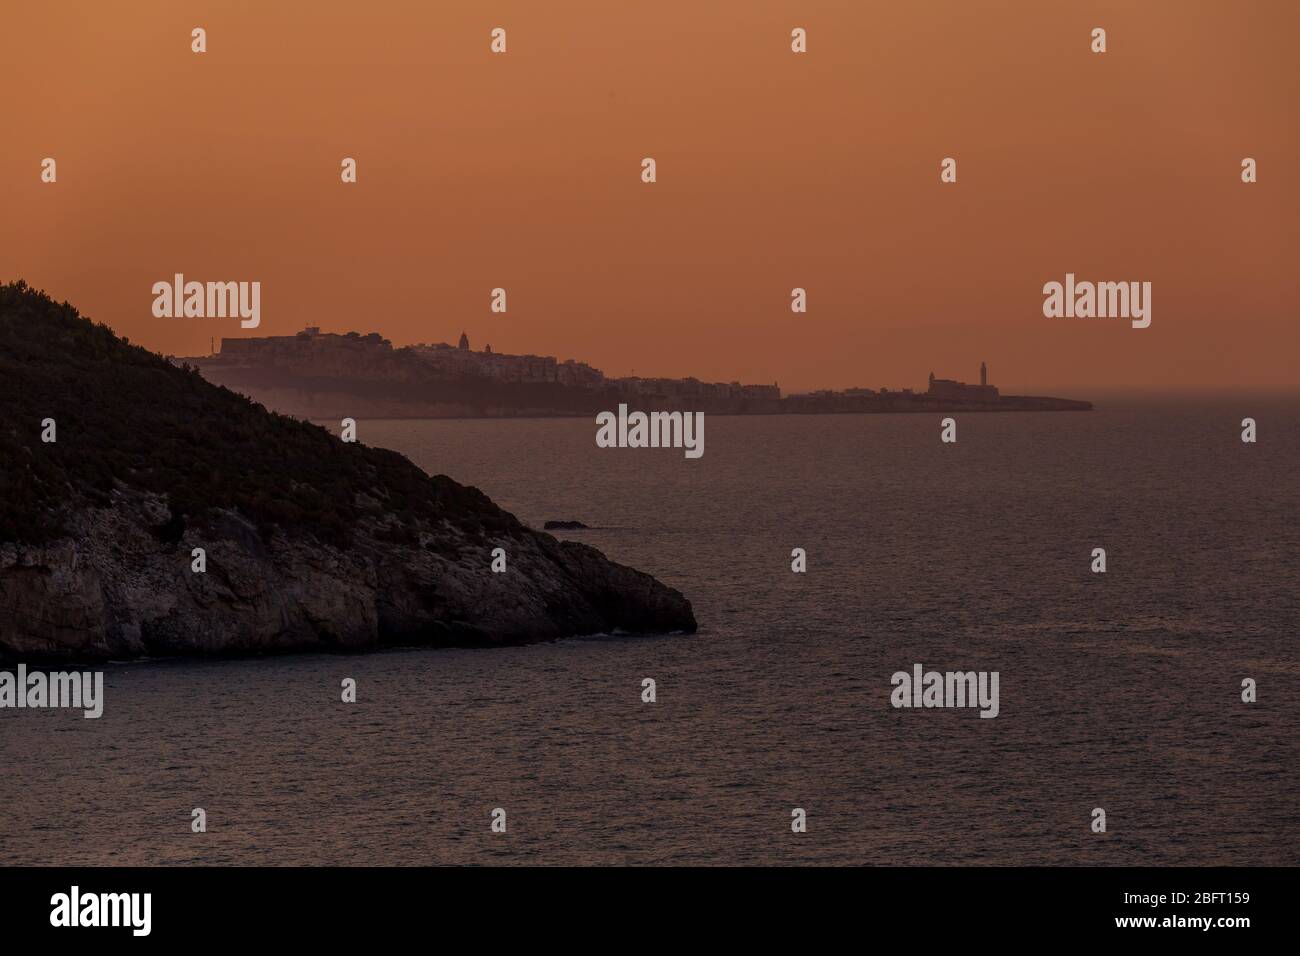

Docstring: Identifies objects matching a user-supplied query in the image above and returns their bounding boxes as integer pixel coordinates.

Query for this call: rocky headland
[0,282,695,663]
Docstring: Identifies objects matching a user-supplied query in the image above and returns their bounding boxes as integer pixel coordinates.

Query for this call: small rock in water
[544,520,590,530]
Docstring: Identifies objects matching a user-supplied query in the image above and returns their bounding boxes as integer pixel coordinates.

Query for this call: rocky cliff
[0,282,695,662]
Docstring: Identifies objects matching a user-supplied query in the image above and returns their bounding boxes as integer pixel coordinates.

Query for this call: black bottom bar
[0,866,1281,942]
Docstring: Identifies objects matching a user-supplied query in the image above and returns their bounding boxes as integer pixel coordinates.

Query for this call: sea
[2,394,1297,865]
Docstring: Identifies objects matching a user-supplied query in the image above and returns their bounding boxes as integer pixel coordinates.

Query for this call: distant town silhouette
[180,328,1091,420]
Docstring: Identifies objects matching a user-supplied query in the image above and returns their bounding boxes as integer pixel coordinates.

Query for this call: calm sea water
[3,395,1297,865]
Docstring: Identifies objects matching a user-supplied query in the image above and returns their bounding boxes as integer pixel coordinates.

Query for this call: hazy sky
[4,1,1297,392]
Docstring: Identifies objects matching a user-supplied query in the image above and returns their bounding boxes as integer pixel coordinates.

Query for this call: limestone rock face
[0,488,695,663]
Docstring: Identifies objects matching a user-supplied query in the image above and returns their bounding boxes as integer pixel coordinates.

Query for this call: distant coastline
[176,329,1092,419]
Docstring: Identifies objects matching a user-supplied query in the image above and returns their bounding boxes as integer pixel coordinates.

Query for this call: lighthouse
[980,361,987,387]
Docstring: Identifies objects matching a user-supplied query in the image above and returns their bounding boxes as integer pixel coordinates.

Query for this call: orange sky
[4,1,1297,392]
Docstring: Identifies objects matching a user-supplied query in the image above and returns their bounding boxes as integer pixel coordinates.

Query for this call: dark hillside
[0,281,694,662]
[0,280,509,547]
